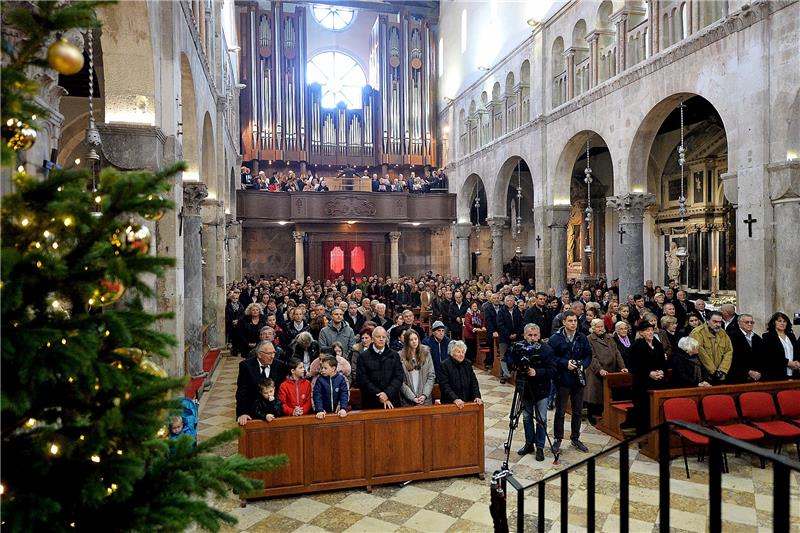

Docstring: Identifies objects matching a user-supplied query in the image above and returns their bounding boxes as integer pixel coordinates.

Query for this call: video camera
[570,360,587,387]
[512,341,542,374]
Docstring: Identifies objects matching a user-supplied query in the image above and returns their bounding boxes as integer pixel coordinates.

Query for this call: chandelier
[473,179,481,256]
[583,139,593,257]
[85,30,102,217]
[514,159,522,241]
[677,100,687,220]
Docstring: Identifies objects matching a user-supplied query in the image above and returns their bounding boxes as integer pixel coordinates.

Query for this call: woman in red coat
[463,300,485,364]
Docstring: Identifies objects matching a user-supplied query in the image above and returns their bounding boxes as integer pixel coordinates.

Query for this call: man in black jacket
[438,340,483,408]
[356,327,404,409]
[482,293,502,368]
[523,292,554,340]
[727,314,767,383]
[511,324,556,461]
[236,341,286,425]
[497,295,523,383]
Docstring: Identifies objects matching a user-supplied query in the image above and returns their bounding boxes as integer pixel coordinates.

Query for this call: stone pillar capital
[455,223,473,239]
[606,193,655,224]
[486,216,508,231]
[546,205,571,228]
[768,160,800,204]
[183,182,209,216]
[292,231,305,244]
[388,231,402,243]
[720,171,739,206]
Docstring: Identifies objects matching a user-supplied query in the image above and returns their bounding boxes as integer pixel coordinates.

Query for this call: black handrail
[506,420,800,533]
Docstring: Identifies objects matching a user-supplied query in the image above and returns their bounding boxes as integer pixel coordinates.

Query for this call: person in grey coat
[585,319,628,424]
[318,308,356,357]
[398,329,436,406]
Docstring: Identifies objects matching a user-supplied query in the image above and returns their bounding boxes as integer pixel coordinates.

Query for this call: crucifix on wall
[618,226,626,244]
[743,213,757,238]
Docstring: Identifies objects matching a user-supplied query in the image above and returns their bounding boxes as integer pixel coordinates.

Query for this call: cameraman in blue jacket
[548,310,593,454]
[510,323,556,461]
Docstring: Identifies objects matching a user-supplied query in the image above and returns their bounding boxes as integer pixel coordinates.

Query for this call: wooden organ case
[238,3,437,169]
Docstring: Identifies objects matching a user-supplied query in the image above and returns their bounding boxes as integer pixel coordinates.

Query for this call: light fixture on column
[583,139,593,257]
[677,100,687,221]
[85,30,102,218]
[472,179,481,256]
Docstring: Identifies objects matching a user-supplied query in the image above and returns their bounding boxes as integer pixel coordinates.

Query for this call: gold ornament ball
[140,358,168,378]
[111,223,151,256]
[3,120,37,152]
[112,347,145,363]
[47,38,84,75]
[144,195,166,222]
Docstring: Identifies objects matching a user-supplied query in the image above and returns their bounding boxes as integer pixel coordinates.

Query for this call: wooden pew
[348,385,441,410]
[239,403,485,501]
[594,372,634,441]
[640,379,800,460]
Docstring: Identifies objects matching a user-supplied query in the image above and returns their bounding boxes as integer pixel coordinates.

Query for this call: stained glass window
[350,246,365,274]
[307,51,367,109]
[330,246,344,274]
[312,5,355,30]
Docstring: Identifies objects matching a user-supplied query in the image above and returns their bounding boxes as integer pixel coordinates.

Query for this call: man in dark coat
[511,324,556,461]
[629,321,668,436]
[673,290,695,328]
[548,311,593,453]
[389,309,425,347]
[497,294,523,383]
[482,293,502,367]
[523,292,554,340]
[438,340,482,407]
[344,300,366,333]
[225,291,245,354]
[727,313,767,383]
[423,321,452,376]
[236,341,286,426]
[356,327,404,409]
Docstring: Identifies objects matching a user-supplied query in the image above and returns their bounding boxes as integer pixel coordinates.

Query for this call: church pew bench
[348,385,441,410]
[640,380,800,460]
[594,372,634,441]
[239,402,485,501]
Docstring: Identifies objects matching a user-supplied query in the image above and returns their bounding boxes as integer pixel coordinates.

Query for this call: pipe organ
[238,3,437,168]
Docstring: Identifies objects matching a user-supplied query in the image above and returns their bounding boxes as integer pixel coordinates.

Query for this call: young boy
[313,355,349,419]
[278,357,313,416]
[253,378,283,422]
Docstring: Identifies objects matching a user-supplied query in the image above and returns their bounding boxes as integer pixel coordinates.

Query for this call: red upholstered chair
[776,390,800,425]
[739,392,800,459]
[663,398,709,478]
[701,394,765,471]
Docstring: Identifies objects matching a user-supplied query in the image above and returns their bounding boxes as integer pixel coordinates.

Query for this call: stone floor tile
[335,493,385,515]
[342,516,399,533]
[391,485,439,507]
[278,498,330,523]
[403,508,457,532]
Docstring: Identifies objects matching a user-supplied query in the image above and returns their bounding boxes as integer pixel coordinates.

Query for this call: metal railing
[504,421,800,533]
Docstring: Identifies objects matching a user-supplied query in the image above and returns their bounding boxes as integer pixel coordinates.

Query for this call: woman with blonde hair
[398,329,435,406]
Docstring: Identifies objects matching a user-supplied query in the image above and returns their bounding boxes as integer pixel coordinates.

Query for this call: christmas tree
[1,2,286,531]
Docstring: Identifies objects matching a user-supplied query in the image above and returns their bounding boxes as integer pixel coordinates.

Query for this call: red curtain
[322,241,372,281]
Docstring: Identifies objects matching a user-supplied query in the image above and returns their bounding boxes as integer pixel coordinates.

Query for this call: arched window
[307,51,367,109]
[311,5,355,30]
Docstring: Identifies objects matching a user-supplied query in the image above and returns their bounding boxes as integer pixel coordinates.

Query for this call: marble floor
[199,355,800,533]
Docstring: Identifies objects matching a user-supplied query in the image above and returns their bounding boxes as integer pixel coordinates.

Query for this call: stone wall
[242,227,295,277]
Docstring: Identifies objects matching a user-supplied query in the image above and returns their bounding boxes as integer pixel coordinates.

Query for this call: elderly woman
[629,321,669,436]
[586,319,628,425]
[289,331,320,372]
[671,336,711,388]
[613,321,634,368]
[660,315,684,355]
[437,340,483,410]
[236,303,266,358]
[637,312,671,361]
[398,329,436,406]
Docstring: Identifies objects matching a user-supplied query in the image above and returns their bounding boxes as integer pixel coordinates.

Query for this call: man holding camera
[511,324,557,461]
[548,310,593,453]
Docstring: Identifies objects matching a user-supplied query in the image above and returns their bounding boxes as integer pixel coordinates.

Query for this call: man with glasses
[236,341,286,425]
[727,313,766,383]
[689,311,733,384]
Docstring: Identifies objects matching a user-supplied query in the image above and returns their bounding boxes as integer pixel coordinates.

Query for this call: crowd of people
[240,165,448,193]
[228,272,799,461]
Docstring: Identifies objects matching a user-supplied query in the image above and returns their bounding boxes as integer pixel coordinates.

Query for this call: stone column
[586,32,600,88]
[485,217,507,286]
[455,223,472,281]
[183,182,208,378]
[564,49,576,100]
[293,230,305,282]
[768,161,800,316]
[648,0,659,54]
[201,199,222,348]
[388,231,401,279]
[612,11,629,73]
[607,192,655,302]
[547,206,571,292]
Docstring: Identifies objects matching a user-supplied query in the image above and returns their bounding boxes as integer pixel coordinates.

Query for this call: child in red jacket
[278,357,312,416]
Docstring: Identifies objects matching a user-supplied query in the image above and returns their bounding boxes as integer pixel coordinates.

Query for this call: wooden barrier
[641,380,800,460]
[348,385,441,410]
[595,372,634,441]
[239,403,485,501]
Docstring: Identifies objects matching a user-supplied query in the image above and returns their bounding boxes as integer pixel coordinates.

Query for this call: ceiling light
[411,222,421,226]
[346,220,357,225]
[277,221,289,226]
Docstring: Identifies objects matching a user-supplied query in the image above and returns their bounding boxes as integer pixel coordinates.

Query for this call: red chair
[776,390,800,425]
[740,392,800,459]
[663,398,709,478]
[701,394,765,471]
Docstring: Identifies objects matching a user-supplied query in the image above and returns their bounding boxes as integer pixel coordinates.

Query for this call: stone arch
[596,1,614,30]
[551,36,565,74]
[180,53,199,179]
[492,82,501,102]
[458,173,487,224]
[480,90,488,107]
[200,111,217,196]
[552,130,615,204]
[572,19,588,48]
[99,2,156,124]
[492,155,534,218]
[551,36,565,107]
[627,92,730,194]
[520,60,530,84]
[504,71,515,96]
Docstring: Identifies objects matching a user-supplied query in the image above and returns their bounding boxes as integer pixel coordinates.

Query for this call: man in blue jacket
[423,321,452,377]
[548,310,593,453]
